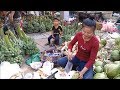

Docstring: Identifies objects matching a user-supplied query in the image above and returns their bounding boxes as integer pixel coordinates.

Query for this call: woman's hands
[79,67,88,79]
[79,72,84,79]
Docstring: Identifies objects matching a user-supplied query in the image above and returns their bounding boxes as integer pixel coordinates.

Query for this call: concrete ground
[20,31,51,74]
[27,31,51,52]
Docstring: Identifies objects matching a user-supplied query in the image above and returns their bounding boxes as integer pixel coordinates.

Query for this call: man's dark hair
[53,18,60,21]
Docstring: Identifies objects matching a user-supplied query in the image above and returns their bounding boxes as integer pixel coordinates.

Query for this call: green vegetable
[4,35,13,48]
[71,71,79,79]
[93,72,108,79]
[23,16,53,33]
[17,26,40,56]
[115,37,120,46]
[110,50,120,61]
[94,66,103,73]
[113,74,120,79]
[95,61,104,67]
[0,28,4,38]
[104,63,120,79]
[6,30,17,41]
[100,39,107,47]
[0,26,24,64]
[114,61,120,65]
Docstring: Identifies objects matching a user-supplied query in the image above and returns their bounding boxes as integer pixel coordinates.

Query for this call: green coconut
[110,50,120,61]
[94,66,103,73]
[93,72,108,79]
[104,63,120,79]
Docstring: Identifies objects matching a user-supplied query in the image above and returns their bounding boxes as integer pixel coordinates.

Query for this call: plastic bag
[42,61,54,75]
[0,61,21,79]
[26,52,41,66]
[30,62,42,70]
[24,73,33,79]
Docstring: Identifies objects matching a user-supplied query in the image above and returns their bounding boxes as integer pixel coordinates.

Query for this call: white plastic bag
[0,61,21,79]
[30,62,42,70]
[24,73,33,79]
[42,61,54,75]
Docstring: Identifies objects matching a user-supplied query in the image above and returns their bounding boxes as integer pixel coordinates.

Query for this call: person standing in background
[0,11,11,34]
[8,11,22,35]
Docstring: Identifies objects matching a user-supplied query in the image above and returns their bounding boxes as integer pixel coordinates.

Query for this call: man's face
[53,19,59,26]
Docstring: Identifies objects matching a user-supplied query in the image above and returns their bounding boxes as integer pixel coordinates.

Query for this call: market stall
[0,12,120,79]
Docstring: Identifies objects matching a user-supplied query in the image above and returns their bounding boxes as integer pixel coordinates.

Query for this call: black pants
[3,25,8,34]
[48,34,59,45]
[3,24,18,35]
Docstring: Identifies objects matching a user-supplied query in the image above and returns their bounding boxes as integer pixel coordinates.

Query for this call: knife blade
[64,60,73,73]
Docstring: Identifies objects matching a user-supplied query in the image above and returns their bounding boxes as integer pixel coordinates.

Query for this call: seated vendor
[57,18,99,79]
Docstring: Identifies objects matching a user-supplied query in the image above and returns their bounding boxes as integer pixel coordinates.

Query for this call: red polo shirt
[68,32,99,69]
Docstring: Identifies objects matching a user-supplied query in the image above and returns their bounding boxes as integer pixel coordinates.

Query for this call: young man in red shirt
[57,18,99,79]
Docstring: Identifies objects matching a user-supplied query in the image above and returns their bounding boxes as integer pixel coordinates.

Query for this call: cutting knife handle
[47,71,58,79]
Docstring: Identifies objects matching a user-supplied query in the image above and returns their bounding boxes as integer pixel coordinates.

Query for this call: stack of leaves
[62,22,80,42]
[0,25,40,65]
[17,25,40,56]
[23,16,53,33]
[0,28,24,65]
